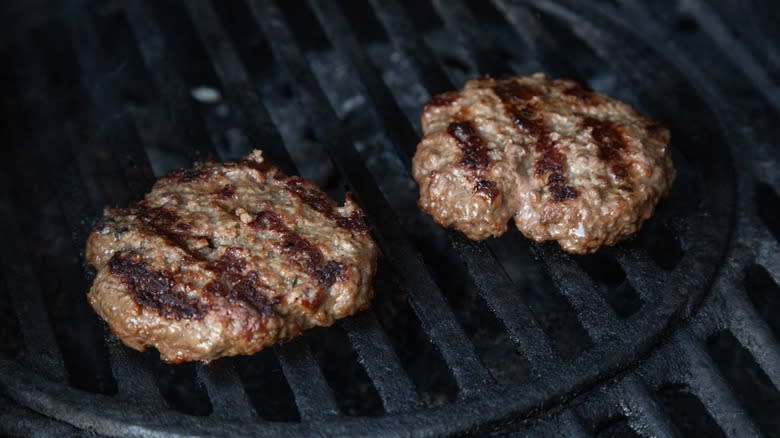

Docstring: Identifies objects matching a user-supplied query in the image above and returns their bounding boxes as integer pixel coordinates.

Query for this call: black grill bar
[614,376,677,438]
[197,362,256,421]
[673,333,761,437]
[534,245,621,342]
[614,250,667,305]
[754,228,780,278]
[122,1,218,162]
[718,286,780,389]
[275,339,340,421]
[341,311,421,414]
[0,187,65,381]
[307,0,555,369]
[430,0,513,76]
[489,0,546,59]
[247,0,492,395]
[11,38,122,394]
[527,410,589,437]
[307,0,420,166]
[448,236,555,366]
[678,0,780,114]
[183,0,296,173]
[105,341,165,407]
[0,53,63,375]
[368,0,455,94]
[60,0,155,200]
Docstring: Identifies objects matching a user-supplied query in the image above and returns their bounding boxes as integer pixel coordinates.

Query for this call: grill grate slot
[0,198,63,378]
[197,362,256,421]
[0,272,20,358]
[60,0,156,200]
[306,326,385,417]
[527,410,590,437]
[342,311,421,414]
[247,0,492,395]
[370,267,459,406]
[592,415,640,438]
[673,334,761,437]
[105,341,164,406]
[755,183,780,242]
[744,264,780,342]
[145,358,213,417]
[495,233,592,361]
[183,0,294,172]
[577,251,643,318]
[275,338,340,421]
[656,383,726,438]
[10,38,118,395]
[308,0,420,167]
[534,245,621,344]
[235,350,300,423]
[430,0,513,76]
[678,0,780,114]
[369,0,454,95]
[706,331,780,437]
[612,377,676,437]
[123,1,219,164]
[450,235,556,368]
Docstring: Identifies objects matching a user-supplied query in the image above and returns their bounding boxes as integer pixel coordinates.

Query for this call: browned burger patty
[413,73,675,253]
[85,150,377,363]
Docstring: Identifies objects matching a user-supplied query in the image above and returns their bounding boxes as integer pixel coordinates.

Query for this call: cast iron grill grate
[0,0,778,436]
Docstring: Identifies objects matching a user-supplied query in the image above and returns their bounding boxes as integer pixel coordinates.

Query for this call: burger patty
[85,150,378,363]
[413,73,675,253]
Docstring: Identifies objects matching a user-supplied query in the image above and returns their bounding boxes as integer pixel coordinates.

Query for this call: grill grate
[0,0,778,436]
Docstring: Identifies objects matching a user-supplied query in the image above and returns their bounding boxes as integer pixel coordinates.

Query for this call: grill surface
[0,0,778,436]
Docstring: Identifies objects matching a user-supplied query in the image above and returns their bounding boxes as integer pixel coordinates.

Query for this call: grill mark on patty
[283,177,370,233]
[117,203,209,262]
[492,80,579,202]
[446,121,501,200]
[447,121,491,170]
[204,248,278,317]
[109,251,208,319]
[251,210,348,290]
[583,117,631,182]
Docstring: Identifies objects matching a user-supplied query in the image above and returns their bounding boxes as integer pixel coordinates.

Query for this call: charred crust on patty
[283,177,371,233]
[448,121,492,171]
[109,251,208,320]
[423,92,460,112]
[583,117,631,181]
[251,210,348,288]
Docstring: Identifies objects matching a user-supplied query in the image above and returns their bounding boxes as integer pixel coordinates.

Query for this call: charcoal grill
[0,0,778,436]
